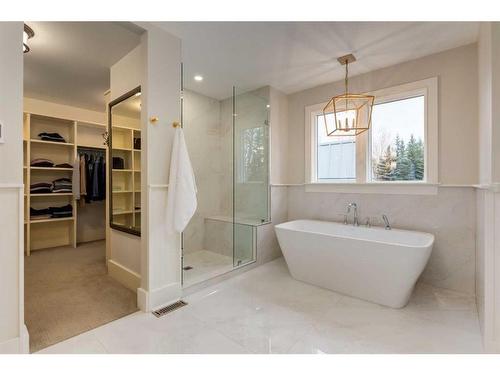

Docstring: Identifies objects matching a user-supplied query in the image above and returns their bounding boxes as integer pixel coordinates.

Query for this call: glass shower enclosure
[180,80,270,287]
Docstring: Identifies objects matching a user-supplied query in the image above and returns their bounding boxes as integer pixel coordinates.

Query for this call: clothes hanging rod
[77,146,106,152]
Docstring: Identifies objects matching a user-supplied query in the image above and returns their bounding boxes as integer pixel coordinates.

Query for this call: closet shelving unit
[110,125,141,231]
[23,112,108,256]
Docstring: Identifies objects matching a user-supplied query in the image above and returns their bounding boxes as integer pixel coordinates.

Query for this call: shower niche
[181,82,270,287]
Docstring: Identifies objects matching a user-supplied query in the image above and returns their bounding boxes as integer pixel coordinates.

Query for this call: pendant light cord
[344,60,349,112]
[345,60,349,94]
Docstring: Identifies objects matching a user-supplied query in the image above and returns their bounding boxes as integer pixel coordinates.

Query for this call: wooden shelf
[112,147,132,151]
[30,193,73,197]
[112,169,133,172]
[113,125,140,131]
[78,143,107,150]
[112,210,134,215]
[30,166,73,171]
[30,217,74,224]
[30,139,74,147]
[112,190,133,193]
[77,121,106,128]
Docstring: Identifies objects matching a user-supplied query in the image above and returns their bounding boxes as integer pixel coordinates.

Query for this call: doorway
[23,22,142,352]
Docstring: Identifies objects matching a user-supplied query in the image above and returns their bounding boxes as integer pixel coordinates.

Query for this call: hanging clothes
[77,149,106,204]
[72,156,80,200]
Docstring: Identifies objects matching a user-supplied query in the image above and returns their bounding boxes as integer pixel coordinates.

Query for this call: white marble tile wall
[287,186,476,295]
[475,189,486,336]
[256,186,288,264]
[183,90,229,254]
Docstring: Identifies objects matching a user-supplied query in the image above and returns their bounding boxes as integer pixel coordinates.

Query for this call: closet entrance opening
[23,22,143,353]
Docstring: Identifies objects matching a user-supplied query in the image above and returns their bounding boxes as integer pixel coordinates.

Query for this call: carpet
[24,240,138,353]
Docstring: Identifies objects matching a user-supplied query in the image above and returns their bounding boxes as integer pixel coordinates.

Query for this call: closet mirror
[108,86,142,236]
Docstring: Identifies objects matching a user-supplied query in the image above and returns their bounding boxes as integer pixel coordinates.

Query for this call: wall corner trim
[0,325,29,354]
[137,282,182,313]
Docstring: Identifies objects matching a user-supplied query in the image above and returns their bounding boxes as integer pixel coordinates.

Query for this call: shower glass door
[180,72,269,286]
[232,87,270,267]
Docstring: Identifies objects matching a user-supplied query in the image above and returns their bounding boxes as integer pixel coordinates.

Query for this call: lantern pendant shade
[323,93,375,136]
[323,54,375,137]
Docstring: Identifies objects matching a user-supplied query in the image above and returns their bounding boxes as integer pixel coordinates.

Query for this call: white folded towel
[166,127,198,233]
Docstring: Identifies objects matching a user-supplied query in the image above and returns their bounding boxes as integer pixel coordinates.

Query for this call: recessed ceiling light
[266,104,270,108]
[194,75,203,82]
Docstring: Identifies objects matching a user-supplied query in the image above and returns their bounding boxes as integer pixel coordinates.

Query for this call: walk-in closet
[23,22,143,352]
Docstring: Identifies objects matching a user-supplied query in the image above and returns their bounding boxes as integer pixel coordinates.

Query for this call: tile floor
[182,250,233,287]
[37,258,483,354]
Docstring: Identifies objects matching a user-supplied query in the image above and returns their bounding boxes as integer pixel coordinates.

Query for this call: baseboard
[20,324,29,354]
[483,337,500,353]
[137,282,181,312]
[0,325,29,354]
[107,259,141,292]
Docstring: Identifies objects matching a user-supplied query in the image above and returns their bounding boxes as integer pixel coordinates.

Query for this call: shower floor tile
[182,250,233,287]
[37,257,483,354]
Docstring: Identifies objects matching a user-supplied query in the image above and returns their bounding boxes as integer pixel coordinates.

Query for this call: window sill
[305,182,439,195]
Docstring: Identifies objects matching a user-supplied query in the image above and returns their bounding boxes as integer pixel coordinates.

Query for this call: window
[316,113,356,180]
[370,96,425,182]
[305,77,438,194]
[239,126,267,183]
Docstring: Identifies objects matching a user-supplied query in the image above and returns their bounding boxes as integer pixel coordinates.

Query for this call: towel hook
[172,121,182,128]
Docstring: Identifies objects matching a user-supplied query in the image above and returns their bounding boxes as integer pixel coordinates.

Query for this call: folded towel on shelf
[30,158,54,168]
[52,187,72,193]
[53,178,71,184]
[54,163,73,169]
[49,204,73,218]
[30,182,53,194]
[30,204,73,219]
[134,137,141,150]
[52,178,72,193]
[30,207,51,219]
[112,157,125,169]
[38,132,66,143]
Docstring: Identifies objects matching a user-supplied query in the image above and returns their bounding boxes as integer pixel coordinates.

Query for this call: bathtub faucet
[347,203,359,226]
[382,214,391,230]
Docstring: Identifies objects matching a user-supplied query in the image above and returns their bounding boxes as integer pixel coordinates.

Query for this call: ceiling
[156,22,480,100]
[23,22,480,110]
[24,22,142,112]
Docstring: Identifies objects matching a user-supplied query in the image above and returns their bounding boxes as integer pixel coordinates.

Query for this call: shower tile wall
[183,90,230,256]
[183,87,271,270]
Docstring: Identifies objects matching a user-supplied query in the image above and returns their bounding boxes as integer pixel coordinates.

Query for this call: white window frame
[304,77,438,195]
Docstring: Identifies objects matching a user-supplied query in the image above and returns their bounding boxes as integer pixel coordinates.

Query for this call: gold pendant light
[323,54,374,137]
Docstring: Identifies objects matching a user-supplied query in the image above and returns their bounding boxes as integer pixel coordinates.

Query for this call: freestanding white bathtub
[275,220,434,308]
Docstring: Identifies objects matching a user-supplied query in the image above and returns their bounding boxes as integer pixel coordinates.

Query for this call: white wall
[137,23,182,311]
[286,43,478,186]
[24,97,106,124]
[269,87,288,186]
[0,22,28,354]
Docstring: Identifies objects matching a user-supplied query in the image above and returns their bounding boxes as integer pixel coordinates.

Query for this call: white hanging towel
[166,127,198,233]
